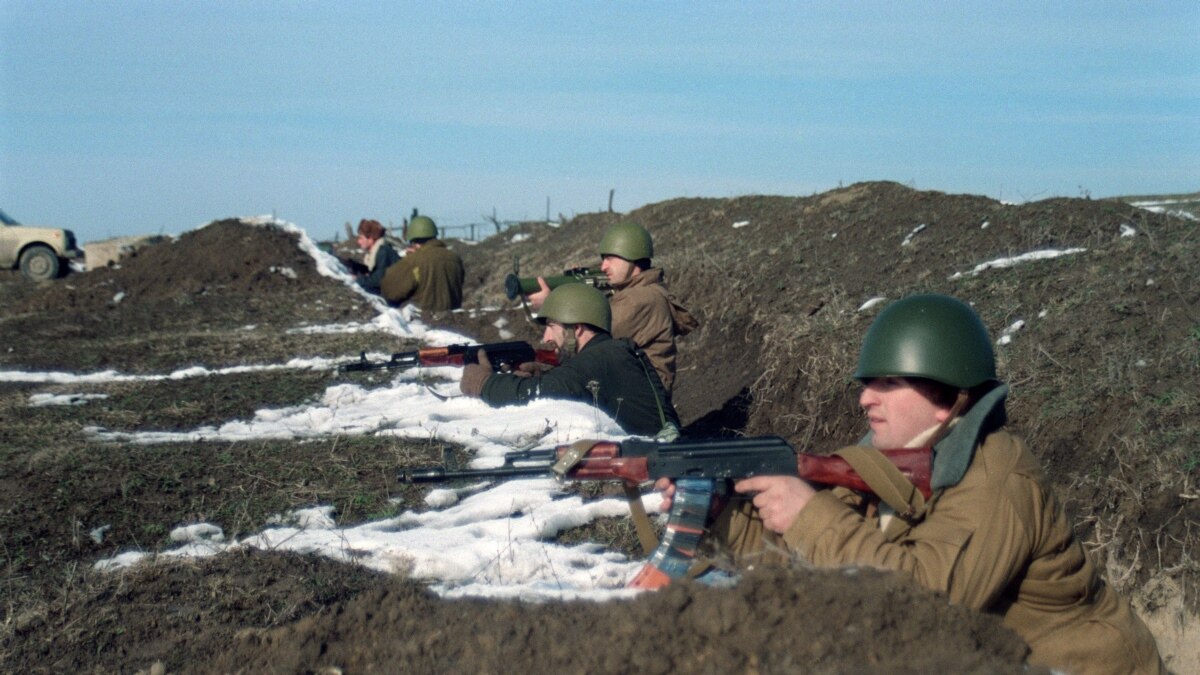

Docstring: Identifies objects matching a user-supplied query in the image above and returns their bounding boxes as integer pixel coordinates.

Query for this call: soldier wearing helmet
[658,294,1163,674]
[460,283,680,438]
[527,222,697,392]
[352,218,402,295]
[381,215,465,311]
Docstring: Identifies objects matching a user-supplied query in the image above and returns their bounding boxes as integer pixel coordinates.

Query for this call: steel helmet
[854,294,996,389]
[407,215,438,240]
[537,283,612,333]
[598,222,653,261]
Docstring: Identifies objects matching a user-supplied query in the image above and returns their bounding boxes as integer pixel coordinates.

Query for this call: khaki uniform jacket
[609,268,698,393]
[713,422,1163,674]
[380,239,465,311]
[479,334,680,437]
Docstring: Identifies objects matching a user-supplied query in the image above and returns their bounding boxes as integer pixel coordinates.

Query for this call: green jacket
[380,239,465,311]
[480,334,680,437]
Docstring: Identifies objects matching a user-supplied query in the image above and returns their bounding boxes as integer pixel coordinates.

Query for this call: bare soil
[1,185,1196,673]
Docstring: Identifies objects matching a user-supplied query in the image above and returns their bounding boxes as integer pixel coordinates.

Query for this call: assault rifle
[403,435,932,589]
[504,266,611,300]
[338,256,370,276]
[339,340,559,373]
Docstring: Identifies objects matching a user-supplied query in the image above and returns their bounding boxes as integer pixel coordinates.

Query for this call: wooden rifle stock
[340,340,558,373]
[550,441,932,498]
[416,343,559,369]
[797,447,932,498]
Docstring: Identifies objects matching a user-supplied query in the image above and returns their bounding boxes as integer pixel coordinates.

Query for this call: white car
[0,208,85,281]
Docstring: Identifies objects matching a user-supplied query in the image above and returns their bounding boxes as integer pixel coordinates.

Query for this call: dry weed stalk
[748,291,859,440]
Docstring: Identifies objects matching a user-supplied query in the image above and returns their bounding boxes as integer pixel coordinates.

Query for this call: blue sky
[2,1,1197,243]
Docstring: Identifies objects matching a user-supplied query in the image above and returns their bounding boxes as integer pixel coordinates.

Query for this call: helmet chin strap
[927,389,971,448]
[562,324,579,354]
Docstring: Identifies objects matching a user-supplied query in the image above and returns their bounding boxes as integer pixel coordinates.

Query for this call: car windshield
[0,209,19,226]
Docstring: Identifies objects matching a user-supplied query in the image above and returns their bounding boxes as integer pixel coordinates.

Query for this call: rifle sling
[550,439,660,555]
[551,439,595,478]
[623,483,660,556]
[832,445,926,519]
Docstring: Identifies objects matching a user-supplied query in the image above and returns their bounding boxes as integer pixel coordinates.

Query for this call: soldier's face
[356,234,372,250]
[859,377,952,448]
[542,321,566,350]
[600,255,637,285]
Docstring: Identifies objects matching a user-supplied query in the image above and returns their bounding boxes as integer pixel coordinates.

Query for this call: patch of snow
[857,297,887,312]
[949,248,1087,280]
[901,223,926,246]
[29,393,108,406]
[996,320,1026,346]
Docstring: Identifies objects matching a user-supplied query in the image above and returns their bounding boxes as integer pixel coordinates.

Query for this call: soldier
[381,215,465,311]
[658,294,1163,674]
[528,222,697,392]
[460,283,680,438]
[352,218,401,295]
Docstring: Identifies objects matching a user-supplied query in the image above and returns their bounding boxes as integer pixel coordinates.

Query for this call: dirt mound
[449,182,1191,432]
[0,218,376,372]
[18,219,331,314]
[7,549,1032,674]
[6,550,388,673]
[217,565,1034,674]
[439,181,1198,614]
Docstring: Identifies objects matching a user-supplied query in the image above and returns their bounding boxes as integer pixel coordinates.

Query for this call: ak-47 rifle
[339,340,559,373]
[338,256,370,276]
[402,435,932,589]
[504,266,611,300]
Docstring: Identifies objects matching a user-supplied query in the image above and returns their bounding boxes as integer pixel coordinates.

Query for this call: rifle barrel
[402,464,553,483]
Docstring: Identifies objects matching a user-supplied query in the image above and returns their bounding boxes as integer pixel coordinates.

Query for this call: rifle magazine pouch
[832,445,926,520]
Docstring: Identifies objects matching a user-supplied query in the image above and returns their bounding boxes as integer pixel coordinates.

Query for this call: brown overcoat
[712,390,1163,674]
[608,268,697,392]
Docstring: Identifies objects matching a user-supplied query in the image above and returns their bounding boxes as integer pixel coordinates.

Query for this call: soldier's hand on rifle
[513,360,555,378]
[460,349,493,397]
[527,277,552,311]
[653,477,677,511]
[734,475,817,534]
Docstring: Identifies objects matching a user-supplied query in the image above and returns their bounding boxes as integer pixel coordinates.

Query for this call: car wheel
[19,245,62,281]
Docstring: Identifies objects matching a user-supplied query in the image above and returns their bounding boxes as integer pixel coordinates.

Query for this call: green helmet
[854,294,996,389]
[537,283,612,333]
[407,215,438,240]
[598,222,653,261]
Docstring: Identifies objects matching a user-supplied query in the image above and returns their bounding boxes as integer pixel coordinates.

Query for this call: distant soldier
[657,294,1164,674]
[352,218,401,295]
[528,222,697,392]
[381,216,465,311]
[460,283,680,438]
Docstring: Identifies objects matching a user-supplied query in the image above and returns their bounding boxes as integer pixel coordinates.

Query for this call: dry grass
[745,290,864,447]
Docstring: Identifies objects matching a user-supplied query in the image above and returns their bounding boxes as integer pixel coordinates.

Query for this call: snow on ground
[6,217,652,601]
[74,358,649,601]
[1129,199,1199,221]
[948,248,1087,279]
[4,217,1086,600]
